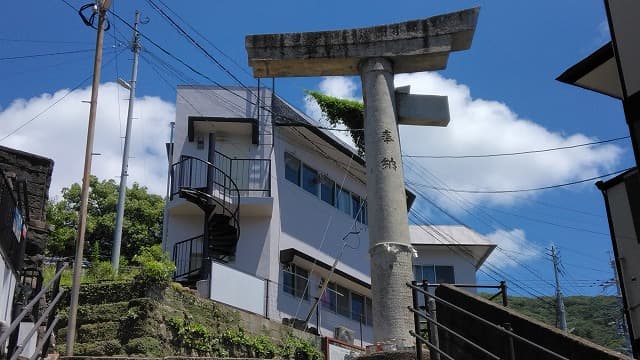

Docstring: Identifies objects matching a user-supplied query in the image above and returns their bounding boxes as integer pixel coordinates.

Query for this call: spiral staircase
[170,155,241,282]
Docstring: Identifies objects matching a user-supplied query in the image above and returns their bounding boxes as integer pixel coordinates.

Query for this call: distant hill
[488,294,628,354]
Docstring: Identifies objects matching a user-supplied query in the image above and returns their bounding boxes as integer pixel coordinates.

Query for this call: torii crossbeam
[246,8,479,344]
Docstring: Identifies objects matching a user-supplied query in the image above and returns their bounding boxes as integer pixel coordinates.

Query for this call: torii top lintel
[245,7,479,78]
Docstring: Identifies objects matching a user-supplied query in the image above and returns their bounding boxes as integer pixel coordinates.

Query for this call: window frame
[301,164,319,196]
[283,264,309,300]
[284,152,301,186]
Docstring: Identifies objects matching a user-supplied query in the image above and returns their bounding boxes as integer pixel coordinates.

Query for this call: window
[320,176,335,205]
[336,187,351,215]
[351,292,364,322]
[302,165,319,195]
[435,266,455,284]
[322,281,372,325]
[336,284,350,317]
[285,153,300,186]
[283,264,309,299]
[361,201,368,225]
[282,151,367,225]
[365,297,373,326]
[414,265,455,284]
[351,194,362,221]
[321,282,337,311]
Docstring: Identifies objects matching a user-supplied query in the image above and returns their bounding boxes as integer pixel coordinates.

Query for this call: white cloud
[305,73,624,208]
[483,228,540,269]
[395,72,623,208]
[0,82,175,198]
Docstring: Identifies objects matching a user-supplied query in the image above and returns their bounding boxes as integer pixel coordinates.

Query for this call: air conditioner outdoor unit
[334,326,355,344]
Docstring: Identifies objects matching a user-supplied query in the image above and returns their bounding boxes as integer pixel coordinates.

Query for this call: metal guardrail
[2,262,67,359]
[173,235,204,279]
[408,281,570,360]
[213,150,271,197]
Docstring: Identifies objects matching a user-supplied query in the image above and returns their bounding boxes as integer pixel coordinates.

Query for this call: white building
[163,85,496,345]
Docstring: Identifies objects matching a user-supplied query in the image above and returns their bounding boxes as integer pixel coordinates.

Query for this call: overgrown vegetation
[55,279,322,358]
[46,176,164,260]
[166,318,322,359]
[305,90,365,155]
[42,244,171,287]
[484,294,627,353]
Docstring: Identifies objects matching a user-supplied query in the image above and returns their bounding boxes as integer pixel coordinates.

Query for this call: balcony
[169,151,272,217]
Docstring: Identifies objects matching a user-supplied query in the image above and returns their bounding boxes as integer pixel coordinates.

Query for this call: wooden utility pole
[66,0,112,355]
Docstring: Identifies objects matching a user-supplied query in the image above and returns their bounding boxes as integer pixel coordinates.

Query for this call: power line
[0,49,125,143]
[151,0,254,78]
[0,37,93,45]
[409,168,630,194]
[481,206,610,237]
[0,48,95,61]
[403,136,629,159]
[144,0,250,91]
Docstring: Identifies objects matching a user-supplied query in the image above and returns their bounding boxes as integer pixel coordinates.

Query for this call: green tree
[46,176,164,260]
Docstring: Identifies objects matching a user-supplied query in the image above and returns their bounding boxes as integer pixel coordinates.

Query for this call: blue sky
[0,1,634,300]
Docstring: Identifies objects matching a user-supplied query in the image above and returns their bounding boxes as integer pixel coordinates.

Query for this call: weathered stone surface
[246,8,479,77]
[0,145,54,255]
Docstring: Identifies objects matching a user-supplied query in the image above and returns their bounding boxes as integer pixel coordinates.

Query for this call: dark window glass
[365,297,373,326]
[283,264,309,300]
[362,201,368,225]
[351,292,364,322]
[336,188,351,215]
[435,266,455,284]
[414,265,436,284]
[302,164,319,196]
[337,284,350,317]
[320,176,335,205]
[283,266,295,296]
[351,194,362,221]
[321,282,337,311]
[295,267,309,299]
[284,153,300,186]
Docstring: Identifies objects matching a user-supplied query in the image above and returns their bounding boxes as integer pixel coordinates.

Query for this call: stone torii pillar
[246,8,479,344]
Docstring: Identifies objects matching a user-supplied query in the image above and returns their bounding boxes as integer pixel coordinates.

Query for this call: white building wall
[414,247,478,286]
[0,254,17,324]
[164,86,492,347]
[275,137,370,281]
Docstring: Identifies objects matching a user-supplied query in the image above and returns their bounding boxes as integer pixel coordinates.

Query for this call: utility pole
[550,245,567,331]
[67,0,112,355]
[161,121,175,252]
[609,252,633,356]
[112,10,142,274]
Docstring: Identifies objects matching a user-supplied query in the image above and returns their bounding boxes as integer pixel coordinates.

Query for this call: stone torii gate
[246,8,479,344]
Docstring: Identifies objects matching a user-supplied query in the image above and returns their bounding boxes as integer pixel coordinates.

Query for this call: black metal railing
[2,262,67,360]
[170,155,241,279]
[173,235,204,279]
[0,172,26,272]
[213,150,271,197]
[171,155,240,217]
[408,281,569,360]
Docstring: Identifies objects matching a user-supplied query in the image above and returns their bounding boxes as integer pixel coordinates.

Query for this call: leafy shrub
[125,336,163,356]
[279,334,323,360]
[133,244,176,284]
[86,261,115,282]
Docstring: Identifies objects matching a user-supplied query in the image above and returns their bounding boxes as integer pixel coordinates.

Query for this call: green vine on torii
[305,90,365,155]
